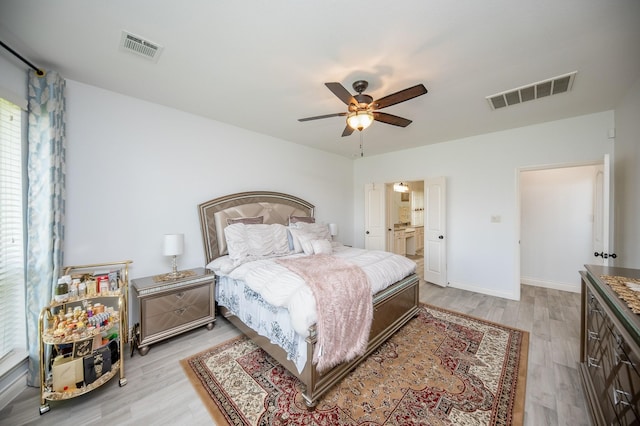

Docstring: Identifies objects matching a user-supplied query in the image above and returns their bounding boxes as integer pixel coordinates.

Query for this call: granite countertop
[394,223,423,230]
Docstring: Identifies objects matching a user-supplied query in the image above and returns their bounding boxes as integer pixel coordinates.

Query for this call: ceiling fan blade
[372,84,427,110]
[298,112,347,122]
[373,111,413,127]
[342,125,355,137]
[325,82,358,106]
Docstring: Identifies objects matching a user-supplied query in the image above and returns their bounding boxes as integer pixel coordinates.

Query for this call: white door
[592,154,613,265]
[411,190,424,226]
[424,177,447,286]
[364,183,386,251]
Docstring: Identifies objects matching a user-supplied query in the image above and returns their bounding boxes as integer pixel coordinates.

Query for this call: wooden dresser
[131,267,215,355]
[580,264,640,425]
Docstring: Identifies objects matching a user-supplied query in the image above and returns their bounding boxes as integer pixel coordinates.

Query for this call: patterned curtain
[25,70,66,386]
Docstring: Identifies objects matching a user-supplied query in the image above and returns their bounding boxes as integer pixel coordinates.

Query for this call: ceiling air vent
[119,31,163,62]
[486,71,577,110]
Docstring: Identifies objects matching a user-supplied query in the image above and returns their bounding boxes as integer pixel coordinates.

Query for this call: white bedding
[207,244,416,337]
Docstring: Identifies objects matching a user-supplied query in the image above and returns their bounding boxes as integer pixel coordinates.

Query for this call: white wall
[354,112,614,300]
[0,55,27,105]
[614,77,640,269]
[520,165,601,292]
[63,80,354,279]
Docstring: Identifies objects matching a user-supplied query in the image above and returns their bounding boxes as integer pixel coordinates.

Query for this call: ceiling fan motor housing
[353,93,373,110]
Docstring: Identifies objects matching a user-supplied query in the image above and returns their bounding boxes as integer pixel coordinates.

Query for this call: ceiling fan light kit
[347,110,374,131]
[299,80,428,137]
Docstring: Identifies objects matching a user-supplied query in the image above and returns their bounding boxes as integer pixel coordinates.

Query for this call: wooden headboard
[197,191,315,264]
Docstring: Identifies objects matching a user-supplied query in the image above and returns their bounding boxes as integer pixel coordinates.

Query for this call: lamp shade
[346,111,374,131]
[163,233,184,256]
[329,223,338,236]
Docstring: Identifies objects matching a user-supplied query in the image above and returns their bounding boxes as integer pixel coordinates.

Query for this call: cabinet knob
[614,389,632,406]
[615,351,635,367]
[587,330,600,341]
[438,235,444,239]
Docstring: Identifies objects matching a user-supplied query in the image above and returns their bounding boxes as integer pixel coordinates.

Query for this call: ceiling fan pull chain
[360,132,364,157]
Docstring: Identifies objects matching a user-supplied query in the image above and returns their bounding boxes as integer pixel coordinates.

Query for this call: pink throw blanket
[276,254,373,372]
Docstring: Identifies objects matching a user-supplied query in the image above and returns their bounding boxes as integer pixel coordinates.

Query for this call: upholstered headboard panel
[198,191,315,264]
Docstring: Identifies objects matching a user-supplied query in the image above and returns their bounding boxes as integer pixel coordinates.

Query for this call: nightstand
[131,267,215,355]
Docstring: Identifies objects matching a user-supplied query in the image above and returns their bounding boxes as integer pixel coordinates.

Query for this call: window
[0,97,26,365]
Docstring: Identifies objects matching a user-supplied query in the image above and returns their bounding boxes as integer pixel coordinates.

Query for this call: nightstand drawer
[143,283,210,317]
[145,299,211,336]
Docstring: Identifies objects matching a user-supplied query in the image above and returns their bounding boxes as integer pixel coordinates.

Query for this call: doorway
[387,181,425,279]
[365,178,447,286]
[519,163,605,293]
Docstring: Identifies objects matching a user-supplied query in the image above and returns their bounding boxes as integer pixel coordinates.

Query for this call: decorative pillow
[296,231,315,255]
[206,256,235,275]
[293,221,331,241]
[226,216,263,226]
[310,239,333,255]
[289,215,315,224]
[224,223,290,265]
[287,227,306,253]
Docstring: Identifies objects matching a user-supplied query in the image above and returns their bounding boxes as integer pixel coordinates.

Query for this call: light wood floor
[0,282,589,425]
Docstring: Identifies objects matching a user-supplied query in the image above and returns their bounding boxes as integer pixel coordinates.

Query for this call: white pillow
[224,223,290,265]
[297,231,315,255]
[206,255,235,275]
[293,222,331,241]
[310,239,333,255]
[288,227,306,253]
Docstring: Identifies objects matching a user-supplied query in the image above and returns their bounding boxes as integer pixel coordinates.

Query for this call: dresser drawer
[608,333,640,422]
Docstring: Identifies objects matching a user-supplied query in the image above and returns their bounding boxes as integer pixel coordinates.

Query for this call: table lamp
[163,233,184,279]
[329,223,338,241]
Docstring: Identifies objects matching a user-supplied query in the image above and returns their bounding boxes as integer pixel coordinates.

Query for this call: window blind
[0,97,26,362]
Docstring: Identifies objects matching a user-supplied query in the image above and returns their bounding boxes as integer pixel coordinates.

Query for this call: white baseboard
[0,366,27,411]
[520,276,581,293]
[447,281,520,300]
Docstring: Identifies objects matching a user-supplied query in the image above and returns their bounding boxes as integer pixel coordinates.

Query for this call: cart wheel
[39,404,50,415]
[130,323,140,357]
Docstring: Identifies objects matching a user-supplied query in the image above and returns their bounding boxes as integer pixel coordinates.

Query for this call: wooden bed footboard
[219,273,420,407]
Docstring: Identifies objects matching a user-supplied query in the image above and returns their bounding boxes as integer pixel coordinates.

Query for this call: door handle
[438,235,444,239]
[595,252,617,259]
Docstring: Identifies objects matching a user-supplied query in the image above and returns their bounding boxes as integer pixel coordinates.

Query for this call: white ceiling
[1,1,639,158]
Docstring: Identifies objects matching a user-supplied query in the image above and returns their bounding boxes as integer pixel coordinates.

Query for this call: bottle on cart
[54,278,69,303]
[69,279,79,298]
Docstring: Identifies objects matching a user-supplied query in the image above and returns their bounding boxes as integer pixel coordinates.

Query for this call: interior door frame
[516,156,613,298]
[384,180,426,252]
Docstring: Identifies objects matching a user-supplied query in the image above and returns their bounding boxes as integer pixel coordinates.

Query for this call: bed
[198,191,420,407]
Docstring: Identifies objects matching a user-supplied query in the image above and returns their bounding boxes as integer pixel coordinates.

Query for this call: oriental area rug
[180,304,529,425]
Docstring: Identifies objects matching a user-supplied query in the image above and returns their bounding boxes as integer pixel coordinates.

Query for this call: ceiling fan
[298,80,428,137]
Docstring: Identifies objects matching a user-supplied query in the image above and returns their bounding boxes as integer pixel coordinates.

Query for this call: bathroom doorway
[387,180,425,281]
